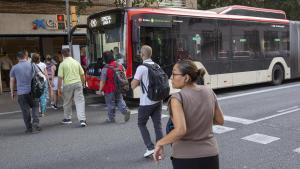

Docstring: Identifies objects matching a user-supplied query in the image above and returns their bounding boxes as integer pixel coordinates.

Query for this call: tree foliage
[75,0,93,15]
[197,0,300,20]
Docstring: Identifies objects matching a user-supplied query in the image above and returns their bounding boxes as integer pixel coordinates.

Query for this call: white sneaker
[143,149,154,158]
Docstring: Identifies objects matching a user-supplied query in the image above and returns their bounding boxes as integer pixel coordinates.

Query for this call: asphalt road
[0,81,299,169]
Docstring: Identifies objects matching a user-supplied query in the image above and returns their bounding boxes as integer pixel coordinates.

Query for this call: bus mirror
[132,21,140,43]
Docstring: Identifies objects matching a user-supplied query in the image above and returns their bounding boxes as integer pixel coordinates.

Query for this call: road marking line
[241,133,280,144]
[254,108,300,123]
[0,110,21,115]
[213,125,235,134]
[218,84,300,101]
[277,106,299,113]
[88,103,106,107]
[130,109,138,115]
[293,147,300,154]
[224,115,255,125]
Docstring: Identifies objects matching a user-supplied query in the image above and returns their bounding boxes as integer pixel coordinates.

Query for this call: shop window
[0,37,39,64]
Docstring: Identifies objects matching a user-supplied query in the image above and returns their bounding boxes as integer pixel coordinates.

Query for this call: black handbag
[166,92,183,134]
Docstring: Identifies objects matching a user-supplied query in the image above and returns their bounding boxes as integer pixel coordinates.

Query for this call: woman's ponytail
[197,68,206,78]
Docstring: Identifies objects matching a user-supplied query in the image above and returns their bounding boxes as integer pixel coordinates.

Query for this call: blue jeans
[104,92,127,120]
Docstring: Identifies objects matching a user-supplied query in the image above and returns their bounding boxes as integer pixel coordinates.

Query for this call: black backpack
[31,64,46,98]
[141,63,170,101]
[106,63,129,94]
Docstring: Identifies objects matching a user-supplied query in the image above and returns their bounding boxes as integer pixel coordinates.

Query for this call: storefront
[0,13,87,91]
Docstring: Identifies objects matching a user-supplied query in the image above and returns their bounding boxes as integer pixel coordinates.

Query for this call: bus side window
[217,20,231,59]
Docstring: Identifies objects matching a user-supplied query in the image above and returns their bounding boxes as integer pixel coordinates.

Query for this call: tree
[75,0,93,15]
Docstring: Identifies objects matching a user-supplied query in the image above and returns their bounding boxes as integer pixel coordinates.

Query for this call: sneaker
[32,125,41,133]
[25,128,32,134]
[39,113,45,117]
[61,119,72,124]
[80,120,87,127]
[105,118,115,123]
[143,149,155,158]
[124,110,131,122]
[51,104,58,110]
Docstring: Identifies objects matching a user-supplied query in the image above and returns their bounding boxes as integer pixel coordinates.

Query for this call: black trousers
[138,102,163,150]
[171,155,219,169]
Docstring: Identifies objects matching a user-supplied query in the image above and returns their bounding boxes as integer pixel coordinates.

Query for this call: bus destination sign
[89,14,118,29]
[135,15,172,27]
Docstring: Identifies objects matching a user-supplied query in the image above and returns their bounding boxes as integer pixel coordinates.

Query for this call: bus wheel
[272,64,284,85]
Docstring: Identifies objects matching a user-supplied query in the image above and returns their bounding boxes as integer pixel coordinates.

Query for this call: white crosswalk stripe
[241,133,280,144]
[293,147,300,154]
[213,125,235,134]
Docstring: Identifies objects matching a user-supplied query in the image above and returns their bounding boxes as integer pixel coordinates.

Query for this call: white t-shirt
[134,59,160,106]
[36,62,47,81]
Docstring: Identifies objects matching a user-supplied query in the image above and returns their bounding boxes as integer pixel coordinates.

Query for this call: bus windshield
[88,13,126,67]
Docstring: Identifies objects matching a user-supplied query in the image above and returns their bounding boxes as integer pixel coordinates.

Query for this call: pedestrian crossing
[293,147,300,154]
[241,133,280,145]
[157,106,300,155]
[87,103,300,154]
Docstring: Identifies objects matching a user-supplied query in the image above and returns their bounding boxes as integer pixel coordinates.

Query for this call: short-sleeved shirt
[133,59,159,106]
[58,57,84,86]
[100,61,123,94]
[10,60,33,95]
[168,86,220,158]
[37,62,47,81]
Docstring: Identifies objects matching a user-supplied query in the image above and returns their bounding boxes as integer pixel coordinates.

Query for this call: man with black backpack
[98,51,130,123]
[131,45,170,158]
[10,51,41,133]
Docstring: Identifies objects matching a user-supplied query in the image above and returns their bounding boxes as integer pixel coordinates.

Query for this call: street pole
[65,0,73,56]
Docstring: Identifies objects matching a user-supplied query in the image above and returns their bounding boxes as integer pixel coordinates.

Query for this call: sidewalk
[0,91,104,114]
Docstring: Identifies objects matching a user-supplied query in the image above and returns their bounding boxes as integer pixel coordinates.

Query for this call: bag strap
[140,64,151,94]
[32,63,46,76]
[31,63,35,79]
[141,80,147,94]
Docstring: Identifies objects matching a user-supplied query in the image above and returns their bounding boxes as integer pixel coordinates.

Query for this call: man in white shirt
[131,45,163,158]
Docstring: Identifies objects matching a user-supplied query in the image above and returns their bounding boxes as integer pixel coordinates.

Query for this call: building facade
[0,0,196,90]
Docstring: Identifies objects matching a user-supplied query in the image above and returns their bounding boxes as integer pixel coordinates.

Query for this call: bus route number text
[101,16,112,25]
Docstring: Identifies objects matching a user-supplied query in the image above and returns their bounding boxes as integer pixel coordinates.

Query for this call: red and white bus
[83,5,300,98]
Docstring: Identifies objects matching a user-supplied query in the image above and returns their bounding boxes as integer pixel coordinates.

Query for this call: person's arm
[57,63,63,96]
[131,79,140,90]
[43,67,50,86]
[99,80,105,91]
[51,65,56,87]
[80,74,85,85]
[98,67,107,94]
[79,64,85,85]
[153,97,187,161]
[212,92,224,125]
[10,77,16,100]
[213,102,224,125]
[131,66,142,90]
[57,77,63,97]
